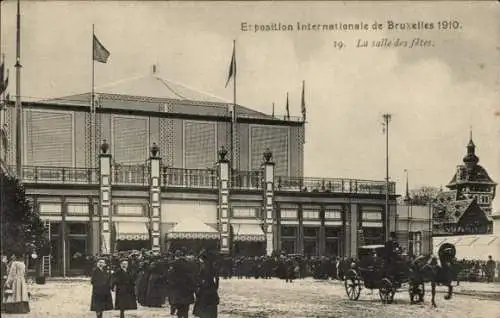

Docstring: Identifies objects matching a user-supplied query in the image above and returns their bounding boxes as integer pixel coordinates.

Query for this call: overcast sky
[1,1,499,212]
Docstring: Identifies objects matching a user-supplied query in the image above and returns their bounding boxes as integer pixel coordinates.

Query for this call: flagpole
[15,0,22,178]
[90,24,95,169]
[231,39,237,171]
[92,24,95,113]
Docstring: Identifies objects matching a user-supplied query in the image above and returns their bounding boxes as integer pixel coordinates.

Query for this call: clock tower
[446,131,497,216]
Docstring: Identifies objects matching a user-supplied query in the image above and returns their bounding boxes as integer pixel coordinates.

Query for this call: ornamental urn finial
[151,142,160,158]
[100,139,110,154]
[218,146,228,162]
[263,148,273,163]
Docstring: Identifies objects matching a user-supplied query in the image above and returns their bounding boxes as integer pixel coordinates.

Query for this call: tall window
[26,110,73,166]
[184,121,216,169]
[410,231,422,256]
[250,126,288,176]
[113,116,148,164]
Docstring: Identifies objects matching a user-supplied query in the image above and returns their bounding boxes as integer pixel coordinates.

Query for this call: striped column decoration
[149,143,161,252]
[262,148,275,256]
[99,140,112,255]
[217,146,230,255]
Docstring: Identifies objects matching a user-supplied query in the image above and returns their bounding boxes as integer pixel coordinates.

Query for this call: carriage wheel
[379,278,395,304]
[344,270,361,301]
[409,282,425,304]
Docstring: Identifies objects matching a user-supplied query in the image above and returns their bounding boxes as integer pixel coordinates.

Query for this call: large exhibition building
[1,68,397,276]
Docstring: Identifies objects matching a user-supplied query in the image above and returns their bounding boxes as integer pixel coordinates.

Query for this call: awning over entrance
[232,224,265,242]
[115,222,149,240]
[433,234,499,260]
[167,217,219,240]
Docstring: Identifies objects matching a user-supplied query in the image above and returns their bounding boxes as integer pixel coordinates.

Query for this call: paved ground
[5,278,500,317]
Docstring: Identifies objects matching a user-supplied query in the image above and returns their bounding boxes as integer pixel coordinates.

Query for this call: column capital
[262,148,274,165]
[99,139,111,158]
[217,146,230,164]
[149,142,161,160]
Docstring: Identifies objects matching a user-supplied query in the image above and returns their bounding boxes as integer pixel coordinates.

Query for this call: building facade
[433,134,496,236]
[3,73,398,276]
[396,198,433,257]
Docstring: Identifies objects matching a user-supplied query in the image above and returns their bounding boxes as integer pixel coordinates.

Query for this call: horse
[409,243,456,308]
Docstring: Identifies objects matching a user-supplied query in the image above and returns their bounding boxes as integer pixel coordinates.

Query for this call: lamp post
[382,113,392,241]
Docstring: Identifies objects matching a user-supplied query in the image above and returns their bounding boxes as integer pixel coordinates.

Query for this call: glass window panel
[281,226,296,237]
[303,227,318,237]
[303,210,319,219]
[68,223,87,235]
[325,227,340,237]
[325,210,342,219]
[281,209,297,219]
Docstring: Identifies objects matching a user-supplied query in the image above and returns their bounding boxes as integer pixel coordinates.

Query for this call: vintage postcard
[0,1,499,317]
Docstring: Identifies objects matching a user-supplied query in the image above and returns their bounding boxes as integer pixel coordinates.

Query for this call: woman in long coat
[193,252,219,318]
[112,259,138,318]
[144,261,166,307]
[90,258,113,318]
[170,252,197,318]
[3,254,30,314]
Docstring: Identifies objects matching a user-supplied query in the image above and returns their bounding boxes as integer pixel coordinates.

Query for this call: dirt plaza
[5,277,499,318]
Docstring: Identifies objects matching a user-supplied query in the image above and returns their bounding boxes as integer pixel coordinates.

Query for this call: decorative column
[99,140,112,255]
[217,146,230,255]
[262,148,275,256]
[349,203,359,257]
[319,205,326,256]
[149,143,161,252]
[297,205,304,254]
[61,197,68,277]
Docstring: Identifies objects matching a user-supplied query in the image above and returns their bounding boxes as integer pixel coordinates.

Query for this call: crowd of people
[86,248,364,318]
[1,245,498,317]
[454,256,498,283]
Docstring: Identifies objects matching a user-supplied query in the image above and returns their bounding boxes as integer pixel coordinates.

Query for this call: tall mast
[15,0,22,178]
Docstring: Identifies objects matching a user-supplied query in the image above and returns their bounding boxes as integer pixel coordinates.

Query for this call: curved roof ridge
[96,74,146,91]
[155,75,231,104]
[154,76,190,100]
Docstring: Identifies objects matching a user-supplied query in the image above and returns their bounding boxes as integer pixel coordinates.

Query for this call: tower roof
[463,129,479,167]
[447,132,496,188]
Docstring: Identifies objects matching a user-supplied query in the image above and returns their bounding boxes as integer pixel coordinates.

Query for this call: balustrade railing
[231,170,263,189]
[18,166,98,184]
[162,167,217,189]
[11,165,396,195]
[113,164,148,185]
[275,176,396,195]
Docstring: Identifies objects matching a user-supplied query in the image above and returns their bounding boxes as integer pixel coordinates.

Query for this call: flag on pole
[285,92,290,120]
[225,43,236,88]
[93,35,110,63]
[301,80,306,121]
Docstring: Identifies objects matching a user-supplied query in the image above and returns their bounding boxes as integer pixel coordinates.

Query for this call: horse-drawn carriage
[344,243,457,306]
[344,244,420,304]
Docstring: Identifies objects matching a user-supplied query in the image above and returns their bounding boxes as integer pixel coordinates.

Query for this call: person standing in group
[170,250,197,318]
[3,253,30,314]
[90,258,113,318]
[112,258,138,318]
[486,255,496,283]
[1,254,9,312]
[193,251,220,318]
